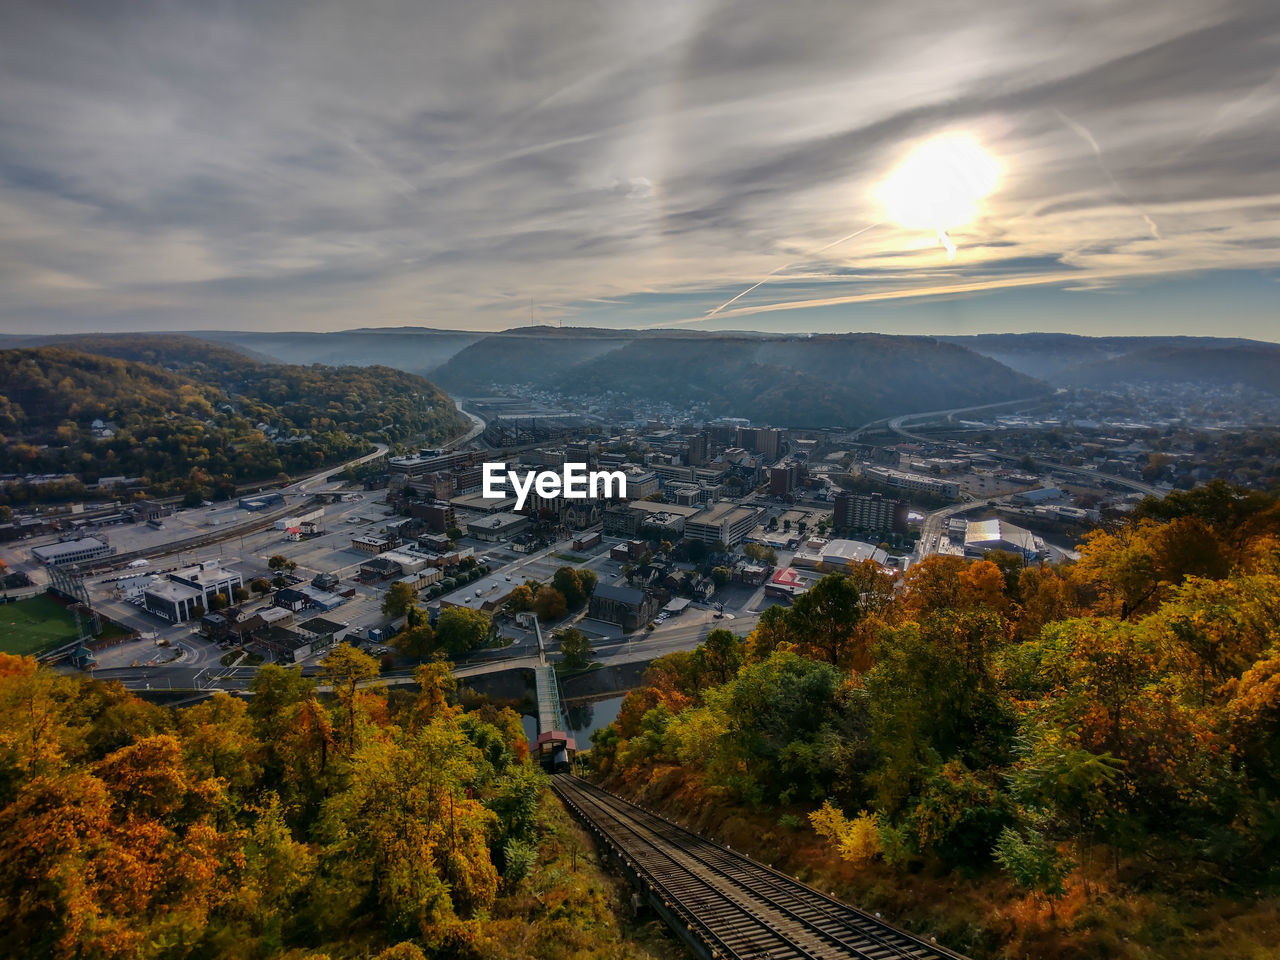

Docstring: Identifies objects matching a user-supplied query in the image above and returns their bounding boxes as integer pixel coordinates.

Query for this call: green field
[0,595,83,656]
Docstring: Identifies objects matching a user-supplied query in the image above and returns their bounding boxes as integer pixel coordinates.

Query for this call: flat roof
[144,580,202,602]
[689,501,757,524]
[438,573,515,611]
[625,500,703,518]
[173,563,239,585]
[297,616,346,634]
[966,519,1037,552]
[467,512,529,529]
[33,537,107,559]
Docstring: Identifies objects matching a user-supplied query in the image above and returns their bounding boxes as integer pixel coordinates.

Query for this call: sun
[875,133,1001,240]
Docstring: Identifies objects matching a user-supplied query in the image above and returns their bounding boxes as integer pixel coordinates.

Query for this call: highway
[886,410,1161,499]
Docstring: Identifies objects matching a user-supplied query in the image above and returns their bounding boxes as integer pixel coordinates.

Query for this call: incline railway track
[553,775,971,960]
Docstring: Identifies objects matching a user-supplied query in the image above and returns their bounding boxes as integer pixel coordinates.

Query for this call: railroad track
[552,775,970,960]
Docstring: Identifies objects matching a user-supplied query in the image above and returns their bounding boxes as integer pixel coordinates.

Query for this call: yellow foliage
[837,811,882,864]
[809,801,881,864]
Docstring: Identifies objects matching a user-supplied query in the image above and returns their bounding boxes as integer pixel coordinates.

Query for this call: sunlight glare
[876,133,1001,241]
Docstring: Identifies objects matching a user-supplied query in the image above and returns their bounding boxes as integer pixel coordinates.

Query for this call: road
[453,399,487,445]
[87,605,758,694]
[886,409,1162,498]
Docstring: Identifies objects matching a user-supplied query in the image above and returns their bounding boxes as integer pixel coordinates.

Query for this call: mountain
[939,333,1280,394]
[425,328,1046,426]
[194,327,484,377]
[23,326,1277,430]
[0,342,466,503]
[541,332,1046,426]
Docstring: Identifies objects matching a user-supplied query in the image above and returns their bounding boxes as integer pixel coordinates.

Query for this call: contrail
[1057,109,1160,240]
[704,220,884,319]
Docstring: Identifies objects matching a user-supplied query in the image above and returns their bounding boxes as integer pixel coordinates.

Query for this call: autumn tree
[505,583,535,613]
[319,645,380,752]
[533,586,567,622]
[382,580,419,619]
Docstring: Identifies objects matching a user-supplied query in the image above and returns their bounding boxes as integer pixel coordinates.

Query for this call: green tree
[558,628,593,671]
[392,623,436,659]
[994,826,1071,913]
[694,628,745,685]
[710,566,731,587]
[381,581,418,620]
[742,542,777,565]
[435,607,491,656]
[551,566,596,610]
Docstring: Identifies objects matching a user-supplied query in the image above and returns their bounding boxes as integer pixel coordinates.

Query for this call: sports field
[0,595,82,656]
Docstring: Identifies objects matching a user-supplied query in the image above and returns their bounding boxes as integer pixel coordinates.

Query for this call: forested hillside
[433,329,1045,426]
[0,343,466,504]
[941,333,1280,395]
[0,653,669,960]
[592,481,1280,959]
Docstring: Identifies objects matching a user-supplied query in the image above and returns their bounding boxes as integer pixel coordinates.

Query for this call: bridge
[554,775,971,960]
[531,615,576,769]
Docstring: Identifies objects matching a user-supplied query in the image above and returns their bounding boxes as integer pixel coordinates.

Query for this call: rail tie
[552,775,972,960]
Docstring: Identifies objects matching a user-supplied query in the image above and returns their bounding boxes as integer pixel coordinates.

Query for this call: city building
[622,467,660,500]
[358,556,404,581]
[834,491,909,535]
[862,465,960,499]
[466,512,531,542]
[351,535,394,555]
[296,615,351,649]
[409,500,456,533]
[792,538,888,570]
[311,572,341,591]
[588,583,662,632]
[143,561,243,623]
[737,427,781,460]
[683,502,760,547]
[769,463,803,497]
[32,537,114,567]
[765,567,810,599]
[963,519,1042,561]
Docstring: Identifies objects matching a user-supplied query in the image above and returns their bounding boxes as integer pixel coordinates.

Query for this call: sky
[1,0,1278,339]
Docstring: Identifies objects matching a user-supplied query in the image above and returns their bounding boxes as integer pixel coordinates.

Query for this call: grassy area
[0,595,84,656]
[553,552,588,563]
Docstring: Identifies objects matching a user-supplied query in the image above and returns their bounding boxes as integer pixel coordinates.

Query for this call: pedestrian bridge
[531,616,576,769]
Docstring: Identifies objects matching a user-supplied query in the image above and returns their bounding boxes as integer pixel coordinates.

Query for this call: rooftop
[144,580,202,602]
[297,616,346,635]
[32,537,107,559]
[593,583,646,604]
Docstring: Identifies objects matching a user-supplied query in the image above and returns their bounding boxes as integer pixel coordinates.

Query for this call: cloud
[0,0,1278,334]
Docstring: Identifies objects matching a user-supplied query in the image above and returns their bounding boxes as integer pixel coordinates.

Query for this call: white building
[143,561,243,622]
[963,519,1042,561]
[32,537,114,567]
[683,502,760,547]
[792,538,888,570]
